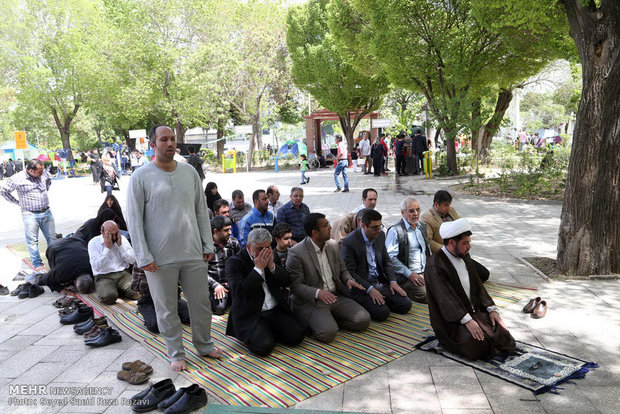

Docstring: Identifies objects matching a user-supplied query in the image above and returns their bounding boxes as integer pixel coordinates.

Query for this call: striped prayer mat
[76,293,137,317]
[107,282,535,408]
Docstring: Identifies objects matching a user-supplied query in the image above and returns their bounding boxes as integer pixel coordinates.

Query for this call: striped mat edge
[107,281,535,408]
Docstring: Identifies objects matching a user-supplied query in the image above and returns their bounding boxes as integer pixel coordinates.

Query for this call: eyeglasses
[368,224,384,231]
[407,209,422,214]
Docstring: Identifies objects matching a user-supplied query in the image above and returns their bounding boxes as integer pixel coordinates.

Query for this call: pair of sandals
[117,360,153,385]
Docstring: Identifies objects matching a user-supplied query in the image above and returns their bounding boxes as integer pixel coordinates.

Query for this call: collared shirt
[268,199,282,216]
[337,141,348,160]
[310,239,336,295]
[361,230,379,282]
[385,220,426,276]
[229,202,252,222]
[252,264,277,311]
[88,234,135,276]
[0,170,52,212]
[352,203,367,214]
[208,236,241,284]
[276,201,310,241]
[359,138,371,157]
[441,246,497,324]
[439,210,455,223]
[238,207,275,247]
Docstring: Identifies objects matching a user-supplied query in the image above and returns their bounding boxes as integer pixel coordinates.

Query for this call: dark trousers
[448,311,516,361]
[395,155,406,174]
[138,295,190,334]
[209,290,231,316]
[349,283,412,322]
[415,153,424,174]
[245,307,305,356]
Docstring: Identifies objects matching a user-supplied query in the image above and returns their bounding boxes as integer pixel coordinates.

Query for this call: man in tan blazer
[287,213,371,343]
[421,190,461,253]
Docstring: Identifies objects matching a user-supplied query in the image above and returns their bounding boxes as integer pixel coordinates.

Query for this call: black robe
[41,237,93,293]
[424,249,515,360]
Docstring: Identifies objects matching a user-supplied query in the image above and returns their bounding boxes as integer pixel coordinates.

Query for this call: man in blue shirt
[238,189,275,247]
[341,209,412,321]
[385,197,429,303]
[276,187,310,243]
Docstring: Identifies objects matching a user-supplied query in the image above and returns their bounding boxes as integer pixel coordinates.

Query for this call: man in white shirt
[88,220,139,305]
[424,218,515,360]
[359,134,372,174]
[266,185,282,216]
[352,188,378,213]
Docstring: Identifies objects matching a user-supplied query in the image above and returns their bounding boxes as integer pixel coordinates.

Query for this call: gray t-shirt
[126,161,214,268]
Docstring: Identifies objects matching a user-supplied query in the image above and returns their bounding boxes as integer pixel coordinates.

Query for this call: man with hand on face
[88,220,139,305]
[226,228,305,356]
[424,218,515,360]
[287,213,370,343]
[385,197,429,304]
[127,124,221,373]
[341,209,412,321]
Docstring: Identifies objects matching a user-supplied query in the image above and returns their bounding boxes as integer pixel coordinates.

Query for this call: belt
[27,207,49,214]
[338,158,347,161]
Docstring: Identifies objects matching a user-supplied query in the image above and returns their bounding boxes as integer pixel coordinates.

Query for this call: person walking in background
[300,154,310,184]
[333,135,349,192]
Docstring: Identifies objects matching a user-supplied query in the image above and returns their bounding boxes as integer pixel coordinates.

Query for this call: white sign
[371,119,392,128]
[235,125,253,135]
[129,129,147,139]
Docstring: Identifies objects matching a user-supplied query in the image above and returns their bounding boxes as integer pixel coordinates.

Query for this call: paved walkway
[0,165,618,413]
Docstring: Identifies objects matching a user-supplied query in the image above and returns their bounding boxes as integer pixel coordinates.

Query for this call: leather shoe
[74,318,95,335]
[161,384,207,413]
[0,284,9,296]
[532,300,547,319]
[75,316,106,330]
[129,379,173,405]
[84,327,122,347]
[131,378,176,412]
[84,324,108,338]
[17,283,32,299]
[60,306,93,324]
[522,297,541,313]
[29,284,45,298]
[11,283,29,296]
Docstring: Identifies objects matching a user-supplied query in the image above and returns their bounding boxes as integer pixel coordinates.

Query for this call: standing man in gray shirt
[126,124,222,372]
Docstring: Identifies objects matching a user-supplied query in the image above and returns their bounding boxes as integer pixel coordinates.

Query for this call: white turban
[439,218,472,240]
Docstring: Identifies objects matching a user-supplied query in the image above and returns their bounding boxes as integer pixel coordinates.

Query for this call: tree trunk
[479,88,513,160]
[557,0,620,275]
[175,121,186,144]
[51,105,79,161]
[443,127,458,174]
[216,118,225,160]
[470,97,482,149]
[338,114,355,151]
[434,128,441,148]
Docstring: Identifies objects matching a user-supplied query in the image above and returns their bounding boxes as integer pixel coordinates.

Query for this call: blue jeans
[334,160,349,190]
[22,209,57,268]
[301,170,308,184]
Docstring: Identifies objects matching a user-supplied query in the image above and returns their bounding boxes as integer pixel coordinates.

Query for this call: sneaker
[0,285,9,296]
[28,284,45,298]
[334,188,341,192]
[342,189,350,193]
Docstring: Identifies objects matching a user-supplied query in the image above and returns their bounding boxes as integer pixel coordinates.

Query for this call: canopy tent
[0,141,40,161]
[277,140,307,157]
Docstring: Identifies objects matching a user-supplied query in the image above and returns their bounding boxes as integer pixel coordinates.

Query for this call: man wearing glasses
[385,198,429,304]
[341,209,412,321]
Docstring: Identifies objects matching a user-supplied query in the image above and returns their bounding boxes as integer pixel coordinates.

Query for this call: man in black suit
[412,129,428,175]
[341,209,412,321]
[226,228,305,356]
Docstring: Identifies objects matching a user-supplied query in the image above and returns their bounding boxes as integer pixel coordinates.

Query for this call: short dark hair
[290,186,303,195]
[26,159,43,171]
[443,231,472,246]
[211,215,232,232]
[232,189,244,200]
[433,190,453,205]
[380,133,386,138]
[252,189,265,203]
[335,135,342,141]
[362,188,377,199]
[188,145,195,153]
[148,124,171,144]
[361,208,382,226]
[304,212,326,237]
[213,199,229,213]
[397,132,405,139]
[272,222,292,240]
[75,274,94,294]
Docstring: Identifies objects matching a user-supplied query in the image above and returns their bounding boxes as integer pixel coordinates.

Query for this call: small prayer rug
[416,337,597,394]
[107,282,534,408]
[76,293,137,317]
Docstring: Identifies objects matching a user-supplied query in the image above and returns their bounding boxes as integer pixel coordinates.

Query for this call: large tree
[287,0,389,151]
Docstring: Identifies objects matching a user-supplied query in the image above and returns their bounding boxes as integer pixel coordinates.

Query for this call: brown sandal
[116,370,150,385]
[121,360,153,375]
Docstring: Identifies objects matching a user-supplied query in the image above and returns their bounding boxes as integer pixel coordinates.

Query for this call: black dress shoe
[11,283,28,296]
[163,384,207,414]
[60,306,93,324]
[74,318,95,335]
[130,379,173,405]
[84,327,122,347]
[18,283,32,299]
[0,284,9,295]
[132,378,176,412]
[28,284,45,298]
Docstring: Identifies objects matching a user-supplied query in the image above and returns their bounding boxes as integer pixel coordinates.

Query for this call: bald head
[101,220,119,233]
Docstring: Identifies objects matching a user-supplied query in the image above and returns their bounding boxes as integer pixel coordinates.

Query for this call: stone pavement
[0,165,618,413]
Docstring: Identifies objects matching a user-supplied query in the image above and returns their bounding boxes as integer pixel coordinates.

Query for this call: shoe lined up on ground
[60,305,93,324]
[522,296,547,318]
[158,383,208,414]
[84,327,122,347]
[131,378,176,413]
[74,316,108,335]
[117,360,153,385]
[0,284,9,295]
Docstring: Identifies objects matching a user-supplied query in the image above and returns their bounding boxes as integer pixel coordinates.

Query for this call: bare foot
[170,360,187,372]
[205,347,223,359]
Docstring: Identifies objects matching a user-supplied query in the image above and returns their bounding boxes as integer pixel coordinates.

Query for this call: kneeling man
[287,213,370,343]
[88,220,140,304]
[424,218,515,360]
[226,228,305,356]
